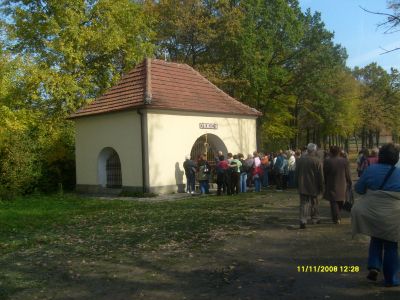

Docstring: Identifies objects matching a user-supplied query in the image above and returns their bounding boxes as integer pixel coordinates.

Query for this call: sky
[299,0,400,71]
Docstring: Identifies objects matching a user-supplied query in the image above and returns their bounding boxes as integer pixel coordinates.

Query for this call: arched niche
[190,133,228,164]
[98,147,122,188]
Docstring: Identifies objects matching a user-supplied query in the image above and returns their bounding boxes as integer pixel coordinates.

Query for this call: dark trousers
[262,166,269,187]
[276,173,283,190]
[225,171,232,195]
[288,170,296,188]
[368,237,399,285]
[329,200,344,223]
[282,174,288,190]
[217,173,226,196]
[246,172,253,187]
[186,174,195,193]
[231,172,240,194]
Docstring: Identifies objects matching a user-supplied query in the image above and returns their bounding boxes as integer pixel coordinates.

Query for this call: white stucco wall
[146,109,257,189]
[74,110,142,187]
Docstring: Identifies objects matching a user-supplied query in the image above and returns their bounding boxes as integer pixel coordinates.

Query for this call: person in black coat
[183,155,196,194]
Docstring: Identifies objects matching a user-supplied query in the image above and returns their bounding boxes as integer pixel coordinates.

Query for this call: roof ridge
[184,64,261,115]
[150,58,189,68]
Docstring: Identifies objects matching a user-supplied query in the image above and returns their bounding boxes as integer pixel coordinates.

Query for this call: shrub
[0,109,76,199]
[36,129,76,193]
[0,130,40,200]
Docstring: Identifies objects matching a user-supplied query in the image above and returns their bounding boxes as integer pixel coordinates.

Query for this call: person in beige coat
[295,143,324,229]
[323,146,352,224]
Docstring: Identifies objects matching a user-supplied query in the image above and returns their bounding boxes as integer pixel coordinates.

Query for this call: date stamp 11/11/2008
[297,265,360,273]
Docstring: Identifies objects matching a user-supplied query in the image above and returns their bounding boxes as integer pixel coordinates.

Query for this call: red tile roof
[69,59,262,118]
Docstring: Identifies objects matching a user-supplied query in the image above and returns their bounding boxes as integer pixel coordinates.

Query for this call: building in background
[69,59,261,194]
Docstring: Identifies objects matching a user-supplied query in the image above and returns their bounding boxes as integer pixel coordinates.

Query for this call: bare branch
[360,6,400,33]
[379,46,400,55]
[361,5,400,54]
[360,6,400,22]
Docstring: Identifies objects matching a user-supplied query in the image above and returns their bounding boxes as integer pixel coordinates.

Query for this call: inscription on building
[199,123,218,129]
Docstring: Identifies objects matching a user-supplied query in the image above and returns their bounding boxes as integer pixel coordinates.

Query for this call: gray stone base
[75,184,188,196]
[148,184,185,194]
[76,184,141,196]
[148,183,217,194]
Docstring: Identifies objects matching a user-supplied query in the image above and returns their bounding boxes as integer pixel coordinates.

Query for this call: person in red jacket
[216,155,229,196]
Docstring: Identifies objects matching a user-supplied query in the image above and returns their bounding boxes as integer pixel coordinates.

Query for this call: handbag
[343,185,354,212]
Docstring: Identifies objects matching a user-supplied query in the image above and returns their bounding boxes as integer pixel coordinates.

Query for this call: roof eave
[67,104,261,120]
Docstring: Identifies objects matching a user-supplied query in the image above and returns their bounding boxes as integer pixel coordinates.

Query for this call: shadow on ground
[2,191,399,300]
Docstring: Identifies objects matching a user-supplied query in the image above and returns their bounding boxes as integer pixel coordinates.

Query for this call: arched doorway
[98,147,122,188]
[190,133,228,165]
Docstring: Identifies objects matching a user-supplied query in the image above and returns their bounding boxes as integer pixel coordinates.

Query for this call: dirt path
[132,193,398,300]
[28,191,399,300]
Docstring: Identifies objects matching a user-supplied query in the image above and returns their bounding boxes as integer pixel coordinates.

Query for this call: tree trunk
[368,130,374,149]
[375,130,380,147]
[361,127,366,149]
[316,128,321,148]
[393,131,398,144]
[313,129,316,144]
[354,130,359,152]
[293,100,300,149]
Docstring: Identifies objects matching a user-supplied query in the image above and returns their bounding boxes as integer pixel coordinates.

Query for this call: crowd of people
[183,145,350,197]
[183,149,302,197]
[274,142,400,287]
[183,142,400,288]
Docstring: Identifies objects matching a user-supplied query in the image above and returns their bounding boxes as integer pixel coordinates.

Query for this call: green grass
[0,193,268,254]
[0,192,280,299]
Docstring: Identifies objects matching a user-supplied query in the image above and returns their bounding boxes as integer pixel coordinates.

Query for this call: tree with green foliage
[353,63,400,148]
[230,0,304,146]
[154,0,305,147]
[1,0,155,114]
[152,0,217,66]
[0,105,40,199]
[288,10,349,148]
[1,0,398,198]
[151,0,359,150]
[0,0,156,198]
